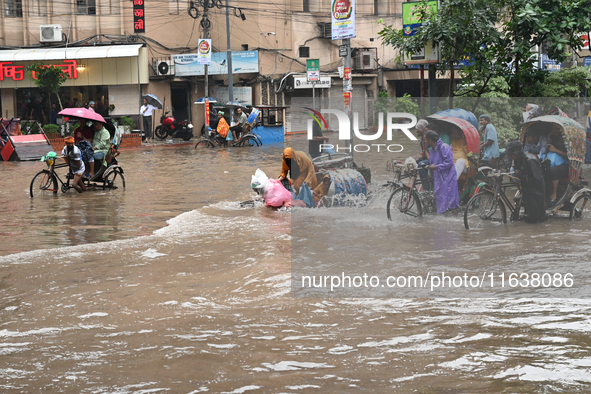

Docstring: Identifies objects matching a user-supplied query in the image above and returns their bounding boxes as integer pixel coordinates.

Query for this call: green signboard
[402,1,437,26]
[402,1,439,65]
[307,59,320,81]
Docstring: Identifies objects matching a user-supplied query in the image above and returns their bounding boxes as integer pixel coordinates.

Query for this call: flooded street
[1,136,591,393]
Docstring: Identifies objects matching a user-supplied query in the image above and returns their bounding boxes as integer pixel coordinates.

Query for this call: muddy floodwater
[1,136,591,393]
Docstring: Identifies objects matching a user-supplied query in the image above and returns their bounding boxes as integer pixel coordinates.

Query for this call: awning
[0,44,143,61]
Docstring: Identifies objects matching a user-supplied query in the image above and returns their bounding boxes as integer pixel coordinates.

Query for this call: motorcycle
[155,111,194,141]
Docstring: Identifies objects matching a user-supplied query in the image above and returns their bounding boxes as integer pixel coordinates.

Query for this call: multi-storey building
[0,0,436,131]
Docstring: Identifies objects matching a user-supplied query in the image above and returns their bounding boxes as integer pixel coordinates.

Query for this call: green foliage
[378,0,591,97]
[26,63,68,97]
[394,94,420,118]
[20,121,42,135]
[42,124,60,135]
[528,66,591,97]
[371,93,420,126]
[119,116,136,129]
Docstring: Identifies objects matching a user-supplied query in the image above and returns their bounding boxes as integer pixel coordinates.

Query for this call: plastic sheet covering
[325,168,367,206]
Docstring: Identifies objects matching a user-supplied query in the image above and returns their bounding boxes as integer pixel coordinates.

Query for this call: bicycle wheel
[195,139,216,148]
[570,194,591,220]
[155,126,168,140]
[464,190,507,229]
[239,135,260,147]
[103,169,125,190]
[30,170,58,198]
[387,186,422,220]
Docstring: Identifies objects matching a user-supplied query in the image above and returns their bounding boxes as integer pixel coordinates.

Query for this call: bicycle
[386,161,436,219]
[230,124,263,147]
[463,171,522,229]
[30,152,125,198]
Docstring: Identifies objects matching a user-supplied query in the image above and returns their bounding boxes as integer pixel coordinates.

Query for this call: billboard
[331,0,355,40]
[173,50,259,76]
[402,1,439,65]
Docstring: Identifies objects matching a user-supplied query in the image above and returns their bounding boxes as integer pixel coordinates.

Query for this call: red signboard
[134,0,145,33]
[344,66,351,80]
[205,100,210,127]
[0,60,79,82]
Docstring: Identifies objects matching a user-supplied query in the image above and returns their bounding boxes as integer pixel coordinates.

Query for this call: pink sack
[264,179,292,207]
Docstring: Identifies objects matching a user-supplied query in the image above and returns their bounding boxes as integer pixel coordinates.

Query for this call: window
[169,0,179,14]
[77,0,96,14]
[241,44,248,51]
[299,46,310,58]
[5,0,23,17]
[303,0,309,12]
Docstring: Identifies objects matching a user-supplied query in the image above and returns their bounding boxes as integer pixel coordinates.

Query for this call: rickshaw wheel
[30,170,58,198]
[387,186,422,220]
[464,191,507,229]
[104,170,126,190]
[570,194,591,221]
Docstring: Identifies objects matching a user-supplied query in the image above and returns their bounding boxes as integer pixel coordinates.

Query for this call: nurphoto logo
[306,108,418,153]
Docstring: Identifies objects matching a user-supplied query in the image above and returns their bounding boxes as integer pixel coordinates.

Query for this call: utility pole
[203,8,209,100]
[343,38,353,161]
[225,0,234,121]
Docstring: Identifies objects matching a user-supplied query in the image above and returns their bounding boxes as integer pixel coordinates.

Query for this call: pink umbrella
[58,107,106,123]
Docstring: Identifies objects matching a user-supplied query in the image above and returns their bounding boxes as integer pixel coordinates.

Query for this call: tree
[498,0,591,96]
[378,0,501,105]
[26,63,68,118]
[378,0,591,98]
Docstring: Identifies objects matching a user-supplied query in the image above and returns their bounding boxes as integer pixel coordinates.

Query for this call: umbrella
[58,108,106,123]
[433,117,480,154]
[194,97,217,104]
[142,94,163,109]
[225,101,247,109]
[428,108,479,131]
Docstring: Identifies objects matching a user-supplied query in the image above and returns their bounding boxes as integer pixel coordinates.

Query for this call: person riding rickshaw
[519,115,591,217]
[425,116,486,203]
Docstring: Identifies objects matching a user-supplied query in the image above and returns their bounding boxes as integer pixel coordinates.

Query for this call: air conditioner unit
[40,24,63,43]
[353,50,377,71]
[153,59,175,76]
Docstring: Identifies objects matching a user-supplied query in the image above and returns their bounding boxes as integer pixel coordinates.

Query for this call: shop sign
[0,59,79,82]
[293,76,331,89]
[133,0,145,33]
[306,59,319,82]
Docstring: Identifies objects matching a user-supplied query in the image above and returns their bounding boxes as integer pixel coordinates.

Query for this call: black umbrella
[142,94,163,109]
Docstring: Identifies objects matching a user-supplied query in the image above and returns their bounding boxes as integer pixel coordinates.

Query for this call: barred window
[5,0,23,17]
[77,0,96,15]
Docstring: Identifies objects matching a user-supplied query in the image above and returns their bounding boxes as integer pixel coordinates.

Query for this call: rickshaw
[426,116,492,203]
[195,106,262,148]
[463,115,591,228]
[519,115,591,218]
[30,122,125,197]
[386,114,494,219]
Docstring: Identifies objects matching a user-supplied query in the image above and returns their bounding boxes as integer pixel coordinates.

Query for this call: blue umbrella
[194,97,217,104]
[142,93,163,109]
[225,101,247,109]
[428,108,478,130]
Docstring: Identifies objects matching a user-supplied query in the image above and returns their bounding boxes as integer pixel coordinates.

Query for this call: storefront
[0,44,149,122]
